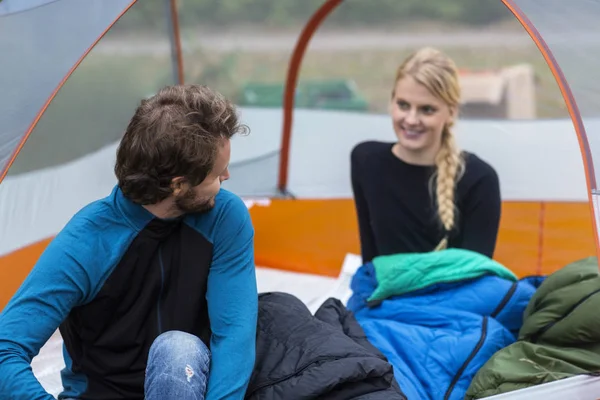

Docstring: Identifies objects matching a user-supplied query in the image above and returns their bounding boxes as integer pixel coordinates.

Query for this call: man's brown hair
[114,84,248,205]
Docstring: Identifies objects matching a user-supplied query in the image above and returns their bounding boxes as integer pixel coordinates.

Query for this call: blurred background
[5,0,565,177]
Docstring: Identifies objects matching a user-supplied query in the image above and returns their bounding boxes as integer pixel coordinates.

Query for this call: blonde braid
[432,126,465,251]
[392,47,465,251]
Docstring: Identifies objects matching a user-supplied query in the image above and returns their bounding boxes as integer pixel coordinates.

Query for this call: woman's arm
[351,146,378,264]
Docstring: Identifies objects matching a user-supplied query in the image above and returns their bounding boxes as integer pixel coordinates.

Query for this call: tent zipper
[529,287,600,343]
[491,282,518,318]
[443,316,488,400]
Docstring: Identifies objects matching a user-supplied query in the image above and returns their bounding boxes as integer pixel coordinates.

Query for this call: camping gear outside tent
[1,0,600,398]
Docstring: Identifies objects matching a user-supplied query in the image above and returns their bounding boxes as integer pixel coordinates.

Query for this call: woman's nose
[404,109,419,125]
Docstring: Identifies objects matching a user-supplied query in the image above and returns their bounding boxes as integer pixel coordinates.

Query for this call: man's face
[173,139,231,214]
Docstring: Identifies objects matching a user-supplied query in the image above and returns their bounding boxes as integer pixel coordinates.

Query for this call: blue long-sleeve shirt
[0,185,258,399]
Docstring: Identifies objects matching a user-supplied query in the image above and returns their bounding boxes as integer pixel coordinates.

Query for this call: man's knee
[148,330,211,375]
[145,331,211,399]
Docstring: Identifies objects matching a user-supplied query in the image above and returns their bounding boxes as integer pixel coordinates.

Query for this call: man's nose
[221,170,230,182]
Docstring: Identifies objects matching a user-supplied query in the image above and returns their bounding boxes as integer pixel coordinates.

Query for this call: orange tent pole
[167,0,185,85]
[277,0,343,194]
[0,0,140,186]
[502,0,600,267]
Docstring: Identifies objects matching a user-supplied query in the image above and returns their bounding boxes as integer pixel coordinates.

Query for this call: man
[0,84,258,400]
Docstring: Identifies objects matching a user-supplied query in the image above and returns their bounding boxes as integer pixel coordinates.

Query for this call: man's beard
[174,187,215,214]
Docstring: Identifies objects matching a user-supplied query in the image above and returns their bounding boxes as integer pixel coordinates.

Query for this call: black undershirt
[350,141,501,264]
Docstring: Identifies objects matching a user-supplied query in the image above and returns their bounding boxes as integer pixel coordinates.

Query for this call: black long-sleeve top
[350,141,501,264]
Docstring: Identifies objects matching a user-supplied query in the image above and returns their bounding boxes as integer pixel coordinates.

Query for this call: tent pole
[165,0,184,85]
[501,0,600,270]
[277,0,343,195]
[0,0,140,185]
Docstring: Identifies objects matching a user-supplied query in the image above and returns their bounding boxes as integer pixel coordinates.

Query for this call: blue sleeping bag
[346,249,543,400]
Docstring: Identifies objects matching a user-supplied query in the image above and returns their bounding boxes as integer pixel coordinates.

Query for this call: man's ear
[170,177,187,196]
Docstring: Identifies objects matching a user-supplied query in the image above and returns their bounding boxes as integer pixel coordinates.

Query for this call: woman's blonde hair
[392,47,466,251]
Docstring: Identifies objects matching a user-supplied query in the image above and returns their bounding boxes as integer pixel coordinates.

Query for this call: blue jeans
[145,330,211,400]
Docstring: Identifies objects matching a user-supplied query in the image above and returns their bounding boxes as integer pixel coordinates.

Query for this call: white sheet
[484,374,600,399]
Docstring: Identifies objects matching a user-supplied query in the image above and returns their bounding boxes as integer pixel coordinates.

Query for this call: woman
[351,47,501,264]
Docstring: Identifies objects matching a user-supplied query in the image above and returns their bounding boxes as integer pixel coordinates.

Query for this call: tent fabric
[1,0,599,284]
[0,0,180,260]
[510,0,600,261]
[512,0,600,120]
[512,0,600,187]
[0,106,284,258]
[224,149,281,197]
[0,0,60,15]
[0,143,117,258]
[346,253,542,400]
[0,0,133,178]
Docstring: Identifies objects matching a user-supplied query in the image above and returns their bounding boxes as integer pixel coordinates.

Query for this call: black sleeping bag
[245,292,406,400]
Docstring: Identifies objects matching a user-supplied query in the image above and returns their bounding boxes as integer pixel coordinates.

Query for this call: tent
[1,0,600,398]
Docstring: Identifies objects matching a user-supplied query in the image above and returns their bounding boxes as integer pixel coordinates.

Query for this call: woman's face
[390,75,454,162]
